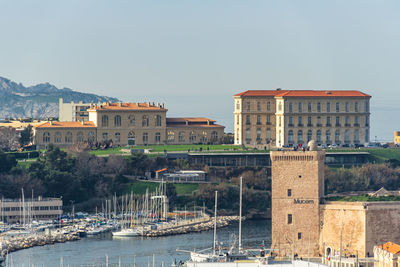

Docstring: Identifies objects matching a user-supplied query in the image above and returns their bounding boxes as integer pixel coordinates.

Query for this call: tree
[0,151,17,173]
[0,127,19,151]
[19,125,33,146]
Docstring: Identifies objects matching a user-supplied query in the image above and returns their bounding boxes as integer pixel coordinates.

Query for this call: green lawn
[88,147,126,156]
[132,144,240,152]
[17,160,36,169]
[125,180,199,196]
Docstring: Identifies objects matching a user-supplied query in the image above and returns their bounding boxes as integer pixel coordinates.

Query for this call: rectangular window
[336,116,340,126]
[298,116,303,127]
[246,115,251,125]
[317,102,321,112]
[236,101,240,110]
[267,101,271,111]
[288,214,292,224]
[336,102,340,112]
[287,189,292,197]
[317,116,321,126]
[307,116,312,126]
[266,115,271,124]
[327,102,330,112]
[365,101,369,112]
[308,102,312,112]
[298,233,302,240]
[355,102,358,112]
[289,116,293,126]
[247,102,250,111]
[345,102,349,112]
[326,116,331,126]
[257,115,261,125]
[298,102,302,113]
[289,102,293,113]
[257,102,261,111]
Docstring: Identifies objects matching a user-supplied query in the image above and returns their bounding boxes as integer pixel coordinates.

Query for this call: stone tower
[270,145,325,257]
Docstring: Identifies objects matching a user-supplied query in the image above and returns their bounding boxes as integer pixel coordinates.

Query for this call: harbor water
[8,220,270,267]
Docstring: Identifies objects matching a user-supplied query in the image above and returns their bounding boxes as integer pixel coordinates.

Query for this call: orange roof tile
[167,123,225,128]
[35,121,96,128]
[166,118,216,123]
[379,242,400,255]
[234,90,370,98]
[88,102,167,111]
[234,90,288,97]
[275,90,370,98]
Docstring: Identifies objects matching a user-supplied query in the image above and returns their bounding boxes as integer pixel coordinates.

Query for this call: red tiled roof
[234,90,288,97]
[166,118,216,123]
[234,90,370,98]
[35,121,96,128]
[275,90,370,98]
[88,102,167,111]
[167,123,225,128]
[379,242,400,255]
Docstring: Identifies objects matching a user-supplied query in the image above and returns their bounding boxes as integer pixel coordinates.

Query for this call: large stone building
[34,102,224,149]
[271,145,400,259]
[59,98,93,122]
[234,89,371,148]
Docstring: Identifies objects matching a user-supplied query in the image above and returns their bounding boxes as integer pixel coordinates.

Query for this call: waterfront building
[233,89,371,148]
[395,131,400,145]
[271,142,400,258]
[34,102,224,149]
[374,242,400,267]
[1,197,62,223]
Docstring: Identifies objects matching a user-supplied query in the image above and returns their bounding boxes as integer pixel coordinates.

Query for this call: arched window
[54,132,61,143]
[114,115,121,127]
[335,130,340,143]
[101,115,109,127]
[155,115,162,127]
[189,131,196,142]
[326,130,331,143]
[155,132,161,143]
[200,131,207,144]
[288,130,294,143]
[316,130,321,142]
[298,130,303,144]
[142,132,148,144]
[77,131,84,142]
[142,115,149,127]
[128,131,135,145]
[354,129,359,142]
[43,132,50,143]
[168,131,175,142]
[115,132,121,143]
[344,129,350,143]
[211,131,218,142]
[128,115,135,126]
[65,132,73,143]
[88,131,95,143]
[178,131,185,142]
[307,130,312,142]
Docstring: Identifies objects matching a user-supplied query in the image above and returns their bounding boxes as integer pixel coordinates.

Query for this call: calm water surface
[9,220,270,267]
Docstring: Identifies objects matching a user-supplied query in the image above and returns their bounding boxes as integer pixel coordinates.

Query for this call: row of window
[243,114,272,125]
[286,129,368,144]
[43,131,219,144]
[236,101,272,112]
[279,101,369,113]
[100,114,163,128]
[287,116,368,127]
[2,206,62,211]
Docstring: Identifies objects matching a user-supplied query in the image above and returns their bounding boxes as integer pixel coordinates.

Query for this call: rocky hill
[0,77,119,119]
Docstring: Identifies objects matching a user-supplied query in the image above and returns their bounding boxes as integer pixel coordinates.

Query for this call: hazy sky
[0,1,399,141]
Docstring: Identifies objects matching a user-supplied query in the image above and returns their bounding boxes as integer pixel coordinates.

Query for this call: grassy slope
[125,180,199,196]
[329,148,400,163]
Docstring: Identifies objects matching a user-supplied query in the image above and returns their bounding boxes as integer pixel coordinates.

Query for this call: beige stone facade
[374,242,400,267]
[234,90,371,148]
[271,149,400,259]
[59,98,93,122]
[395,131,400,145]
[271,150,325,257]
[34,102,224,149]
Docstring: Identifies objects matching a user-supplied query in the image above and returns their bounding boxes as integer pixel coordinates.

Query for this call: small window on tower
[298,233,302,239]
[288,214,292,224]
[298,175,302,178]
[287,189,292,197]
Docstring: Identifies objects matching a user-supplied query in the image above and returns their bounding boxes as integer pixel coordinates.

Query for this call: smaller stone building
[374,242,400,267]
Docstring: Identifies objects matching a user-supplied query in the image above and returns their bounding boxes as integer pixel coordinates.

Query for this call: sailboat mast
[213,190,218,255]
[239,176,243,252]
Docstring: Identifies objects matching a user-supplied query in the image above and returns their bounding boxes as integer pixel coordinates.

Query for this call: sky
[0,0,399,141]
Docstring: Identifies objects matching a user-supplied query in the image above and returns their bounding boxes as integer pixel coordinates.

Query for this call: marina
[7,220,270,266]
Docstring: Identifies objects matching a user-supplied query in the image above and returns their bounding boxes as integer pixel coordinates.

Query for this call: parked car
[328,144,339,149]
